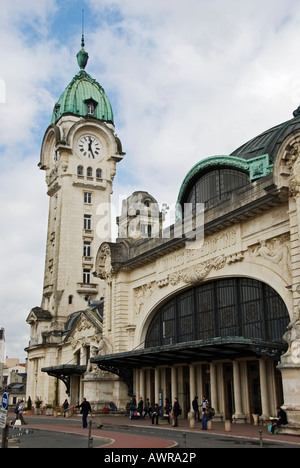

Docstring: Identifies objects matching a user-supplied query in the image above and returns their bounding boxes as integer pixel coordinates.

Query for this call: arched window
[185,168,249,211]
[145,278,290,348]
[77,165,84,176]
[87,167,93,177]
[96,168,102,179]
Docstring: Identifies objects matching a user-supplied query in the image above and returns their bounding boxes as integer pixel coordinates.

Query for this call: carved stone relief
[96,244,113,282]
[282,284,300,365]
[284,139,300,198]
[250,234,291,275]
[133,232,291,317]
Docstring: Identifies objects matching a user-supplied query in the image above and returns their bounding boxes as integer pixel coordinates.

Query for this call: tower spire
[77,9,89,70]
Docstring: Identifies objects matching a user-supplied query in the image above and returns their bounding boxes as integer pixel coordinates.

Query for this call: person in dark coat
[271,407,288,434]
[172,397,181,427]
[76,398,92,428]
[137,397,144,419]
[192,396,200,421]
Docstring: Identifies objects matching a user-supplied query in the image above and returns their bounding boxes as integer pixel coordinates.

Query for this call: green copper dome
[51,41,114,124]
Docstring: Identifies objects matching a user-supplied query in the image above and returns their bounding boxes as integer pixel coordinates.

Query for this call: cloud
[0,155,48,360]
[85,0,300,205]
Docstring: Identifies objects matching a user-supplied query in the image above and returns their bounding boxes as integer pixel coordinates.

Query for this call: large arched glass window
[185,168,249,210]
[145,278,289,348]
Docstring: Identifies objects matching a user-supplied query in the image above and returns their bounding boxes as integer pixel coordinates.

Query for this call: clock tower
[37,38,125,330]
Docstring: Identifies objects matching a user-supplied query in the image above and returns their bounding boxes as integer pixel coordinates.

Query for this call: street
[3,415,300,449]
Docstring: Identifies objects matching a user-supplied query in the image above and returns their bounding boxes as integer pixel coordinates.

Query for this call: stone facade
[90,132,300,433]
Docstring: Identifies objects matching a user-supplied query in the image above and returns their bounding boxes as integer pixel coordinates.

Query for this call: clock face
[78,135,102,159]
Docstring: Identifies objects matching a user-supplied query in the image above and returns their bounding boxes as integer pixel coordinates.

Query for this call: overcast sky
[1,0,300,360]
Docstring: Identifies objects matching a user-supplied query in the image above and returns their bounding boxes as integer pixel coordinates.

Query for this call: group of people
[192,395,215,430]
[126,395,182,427]
[11,395,288,436]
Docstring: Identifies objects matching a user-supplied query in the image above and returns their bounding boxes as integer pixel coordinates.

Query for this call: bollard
[225,420,231,432]
[188,412,196,429]
[1,424,9,449]
[207,419,212,430]
[252,414,259,426]
[88,420,93,449]
[259,430,263,448]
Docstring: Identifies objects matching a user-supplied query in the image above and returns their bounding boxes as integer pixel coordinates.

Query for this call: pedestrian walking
[75,398,92,428]
[63,399,69,417]
[18,400,27,425]
[138,397,144,419]
[129,395,137,419]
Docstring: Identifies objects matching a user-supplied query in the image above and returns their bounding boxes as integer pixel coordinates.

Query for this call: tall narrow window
[83,269,91,284]
[83,241,91,257]
[87,167,93,177]
[77,165,84,176]
[96,168,102,179]
[84,214,92,230]
[84,192,92,204]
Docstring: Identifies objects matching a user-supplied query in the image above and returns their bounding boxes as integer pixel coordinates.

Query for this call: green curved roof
[51,70,114,124]
[230,113,300,162]
[177,155,250,205]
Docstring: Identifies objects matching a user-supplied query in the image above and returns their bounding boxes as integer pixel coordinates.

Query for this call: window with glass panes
[145,278,289,348]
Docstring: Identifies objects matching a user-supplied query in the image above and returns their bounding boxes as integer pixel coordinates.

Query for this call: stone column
[171,366,177,403]
[154,368,160,404]
[232,361,244,423]
[139,369,145,400]
[210,363,218,414]
[189,364,196,427]
[259,358,270,420]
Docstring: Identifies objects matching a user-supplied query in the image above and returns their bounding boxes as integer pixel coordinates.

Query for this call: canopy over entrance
[90,337,287,395]
[42,364,86,395]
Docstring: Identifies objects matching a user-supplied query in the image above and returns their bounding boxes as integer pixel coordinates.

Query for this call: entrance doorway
[247,361,262,416]
[223,363,234,420]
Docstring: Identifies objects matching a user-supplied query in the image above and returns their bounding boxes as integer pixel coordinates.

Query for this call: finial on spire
[77,9,89,70]
[81,9,85,48]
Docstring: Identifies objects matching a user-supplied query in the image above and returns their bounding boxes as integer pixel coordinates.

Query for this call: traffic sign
[0,408,8,429]
[1,393,8,409]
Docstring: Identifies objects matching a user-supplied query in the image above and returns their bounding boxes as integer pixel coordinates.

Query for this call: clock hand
[87,139,95,158]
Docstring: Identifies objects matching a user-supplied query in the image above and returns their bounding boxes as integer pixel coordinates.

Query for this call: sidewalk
[4,413,176,449]
[99,414,300,446]
[3,413,300,448]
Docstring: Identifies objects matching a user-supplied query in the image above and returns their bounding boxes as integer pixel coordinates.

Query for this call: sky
[1,0,300,361]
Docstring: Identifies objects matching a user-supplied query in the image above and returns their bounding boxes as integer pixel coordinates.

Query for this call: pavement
[2,412,300,449]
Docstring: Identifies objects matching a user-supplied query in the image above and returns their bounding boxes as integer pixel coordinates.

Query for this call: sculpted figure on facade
[252,235,290,275]
[96,244,113,282]
[283,284,300,364]
[285,139,300,197]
